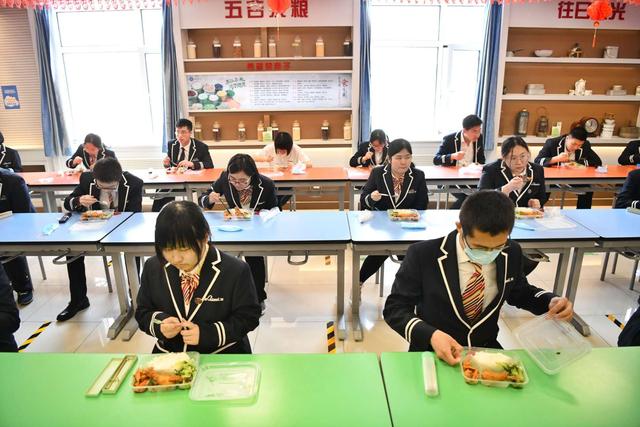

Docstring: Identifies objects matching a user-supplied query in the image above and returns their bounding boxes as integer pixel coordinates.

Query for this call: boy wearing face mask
[383,191,573,364]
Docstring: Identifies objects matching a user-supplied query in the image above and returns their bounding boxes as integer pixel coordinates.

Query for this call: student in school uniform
[0,131,24,172]
[65,133,117,170]
[618,139,640,166]
[135,201,261,354]
[349,129,389,167]
[479,137,548,276]
[383,191,573,361]
[534,126,602,209]
[478,136,547,209]
[199,154,278,313]
[0,168,35,306]
[359,139,429,286]
[152,118,214,212]
[0,265,20,352]
[254,132,310,208]
[615,168,640,209]
[433,115,486,209]
[58,157,143,321]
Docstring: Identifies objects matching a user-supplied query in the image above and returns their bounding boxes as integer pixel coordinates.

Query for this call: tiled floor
[10,244,640,354]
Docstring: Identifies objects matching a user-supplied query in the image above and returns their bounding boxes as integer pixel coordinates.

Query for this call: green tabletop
[0,353,391,427]
[381,347,640,427]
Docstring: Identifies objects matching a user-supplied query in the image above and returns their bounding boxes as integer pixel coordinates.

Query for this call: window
[370,3,486,142]
[51,9,163,150]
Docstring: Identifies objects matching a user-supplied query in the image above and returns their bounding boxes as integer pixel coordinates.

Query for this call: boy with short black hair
[383,191,573,364]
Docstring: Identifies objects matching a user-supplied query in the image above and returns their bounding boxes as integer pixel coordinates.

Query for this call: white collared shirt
[374,150,384,165]
[460,132,475,165]
[177,140,191,162]
[456,232,498,311]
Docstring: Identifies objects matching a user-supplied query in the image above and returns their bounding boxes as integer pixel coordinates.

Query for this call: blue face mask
[462,236,503,265]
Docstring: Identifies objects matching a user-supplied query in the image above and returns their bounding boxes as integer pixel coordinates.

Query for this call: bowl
[534,49,553,57]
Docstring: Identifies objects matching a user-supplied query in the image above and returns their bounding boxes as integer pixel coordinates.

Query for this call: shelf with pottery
[204,139,352,149]
[184,56,353,62]
[501,94,640,102]
[504,57,640,65]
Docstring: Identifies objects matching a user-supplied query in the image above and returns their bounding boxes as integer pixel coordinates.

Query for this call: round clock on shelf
[571,117,600,137]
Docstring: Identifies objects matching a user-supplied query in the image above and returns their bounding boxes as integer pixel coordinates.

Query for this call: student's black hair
[274,131,294,155]
[462,115,483,130]
[501,136,530,158]
[387,138,412,157]
[569,126,588,142]
[459,190,515,237]
[93,157,122,183]
[0,131,4,144]
[155,201,211,264]
[175,118,193,132]
[83,133,103,149]
[369,129,387,146]
[227,153,259,184]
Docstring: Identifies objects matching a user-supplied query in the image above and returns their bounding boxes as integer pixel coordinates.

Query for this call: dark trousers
[151,190,176,212]
[576,192,594,209]
[451,193,467,209]
[66,256,141,305]
[359,255,404,284]
[1,256,33,293]
[245,256,267,302]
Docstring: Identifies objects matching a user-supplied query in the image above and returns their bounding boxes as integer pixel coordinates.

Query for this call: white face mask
[462,235,504,265]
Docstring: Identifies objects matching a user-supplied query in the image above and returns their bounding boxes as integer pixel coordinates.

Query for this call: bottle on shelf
[343,119,352,141]
[232,37,243,58]
[213,121,221,142]
[237,121,247,142]
[254,37,262,58]
[212,37,222,58]
[515,109,529,136]
[315,36,325,57]
[271,120,279,140]
[321,120,330,141]
[268,36,277,57]
[257,120,264,142]
[292,120,301,141]
[343,36,352,56]
[194,121,203,140]
[187,40,197,59]
[292,35,303,57]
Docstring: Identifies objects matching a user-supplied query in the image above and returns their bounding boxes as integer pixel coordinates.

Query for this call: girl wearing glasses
[478,136,547,209]
[199,154,278,313]
[358,139,429,286]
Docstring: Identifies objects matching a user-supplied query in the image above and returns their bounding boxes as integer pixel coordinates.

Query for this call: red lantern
[587,0,613,47]
[267,0,291,15]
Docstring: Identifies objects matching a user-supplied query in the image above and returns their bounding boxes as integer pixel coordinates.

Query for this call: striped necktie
[180,272,199,306]
[462,262,485,322]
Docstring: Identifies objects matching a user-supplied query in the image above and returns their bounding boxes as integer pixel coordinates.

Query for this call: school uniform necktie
[178,147,186,163]
[462,262,485,322]
[180,272,199,306]
[392,174,404,202]
[238,187,253,207]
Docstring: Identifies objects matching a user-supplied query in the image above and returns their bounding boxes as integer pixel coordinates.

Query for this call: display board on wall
[179,0,353,29]
[508,1,640,29]
[186,73,352,111]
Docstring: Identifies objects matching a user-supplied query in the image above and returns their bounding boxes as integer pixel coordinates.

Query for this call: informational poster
[1,85,20,110]
[186,73,352,111]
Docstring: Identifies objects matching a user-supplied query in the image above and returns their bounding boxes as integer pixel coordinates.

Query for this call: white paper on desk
[38,177,54,183]
[358,211,373,223]
[458,164,483,175]
[534,217,577,229]
[69,221,108,231]
[260,208,280,223]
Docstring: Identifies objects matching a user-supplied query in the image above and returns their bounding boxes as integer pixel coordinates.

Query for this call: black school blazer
[360,164,429,211]
[478,160,548,207]
[63,171,143,213]
[383,231,555,351]
[166,138,214,170]
[199,172,278,211]
[135,246,261,354]
[535,135,602,167]
[349,141,389,167]
[0,144,23,172]
[0,169,34,214]
[65,144,117,169]
[615,169,640,209]
[433,131,485,166]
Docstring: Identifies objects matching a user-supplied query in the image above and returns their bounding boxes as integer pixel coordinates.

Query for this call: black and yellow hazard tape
[326,321,336,354]
[18,321,52,352]
[606,314,625,330]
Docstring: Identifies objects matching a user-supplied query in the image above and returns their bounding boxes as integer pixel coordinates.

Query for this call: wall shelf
[184,56,352,62]
[501,94,640,102]
[505,57,640,65]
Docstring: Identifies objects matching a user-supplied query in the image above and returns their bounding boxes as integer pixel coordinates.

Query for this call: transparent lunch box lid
[460,347,529,388]
[514,315,591,375]
[189,362,261,401]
